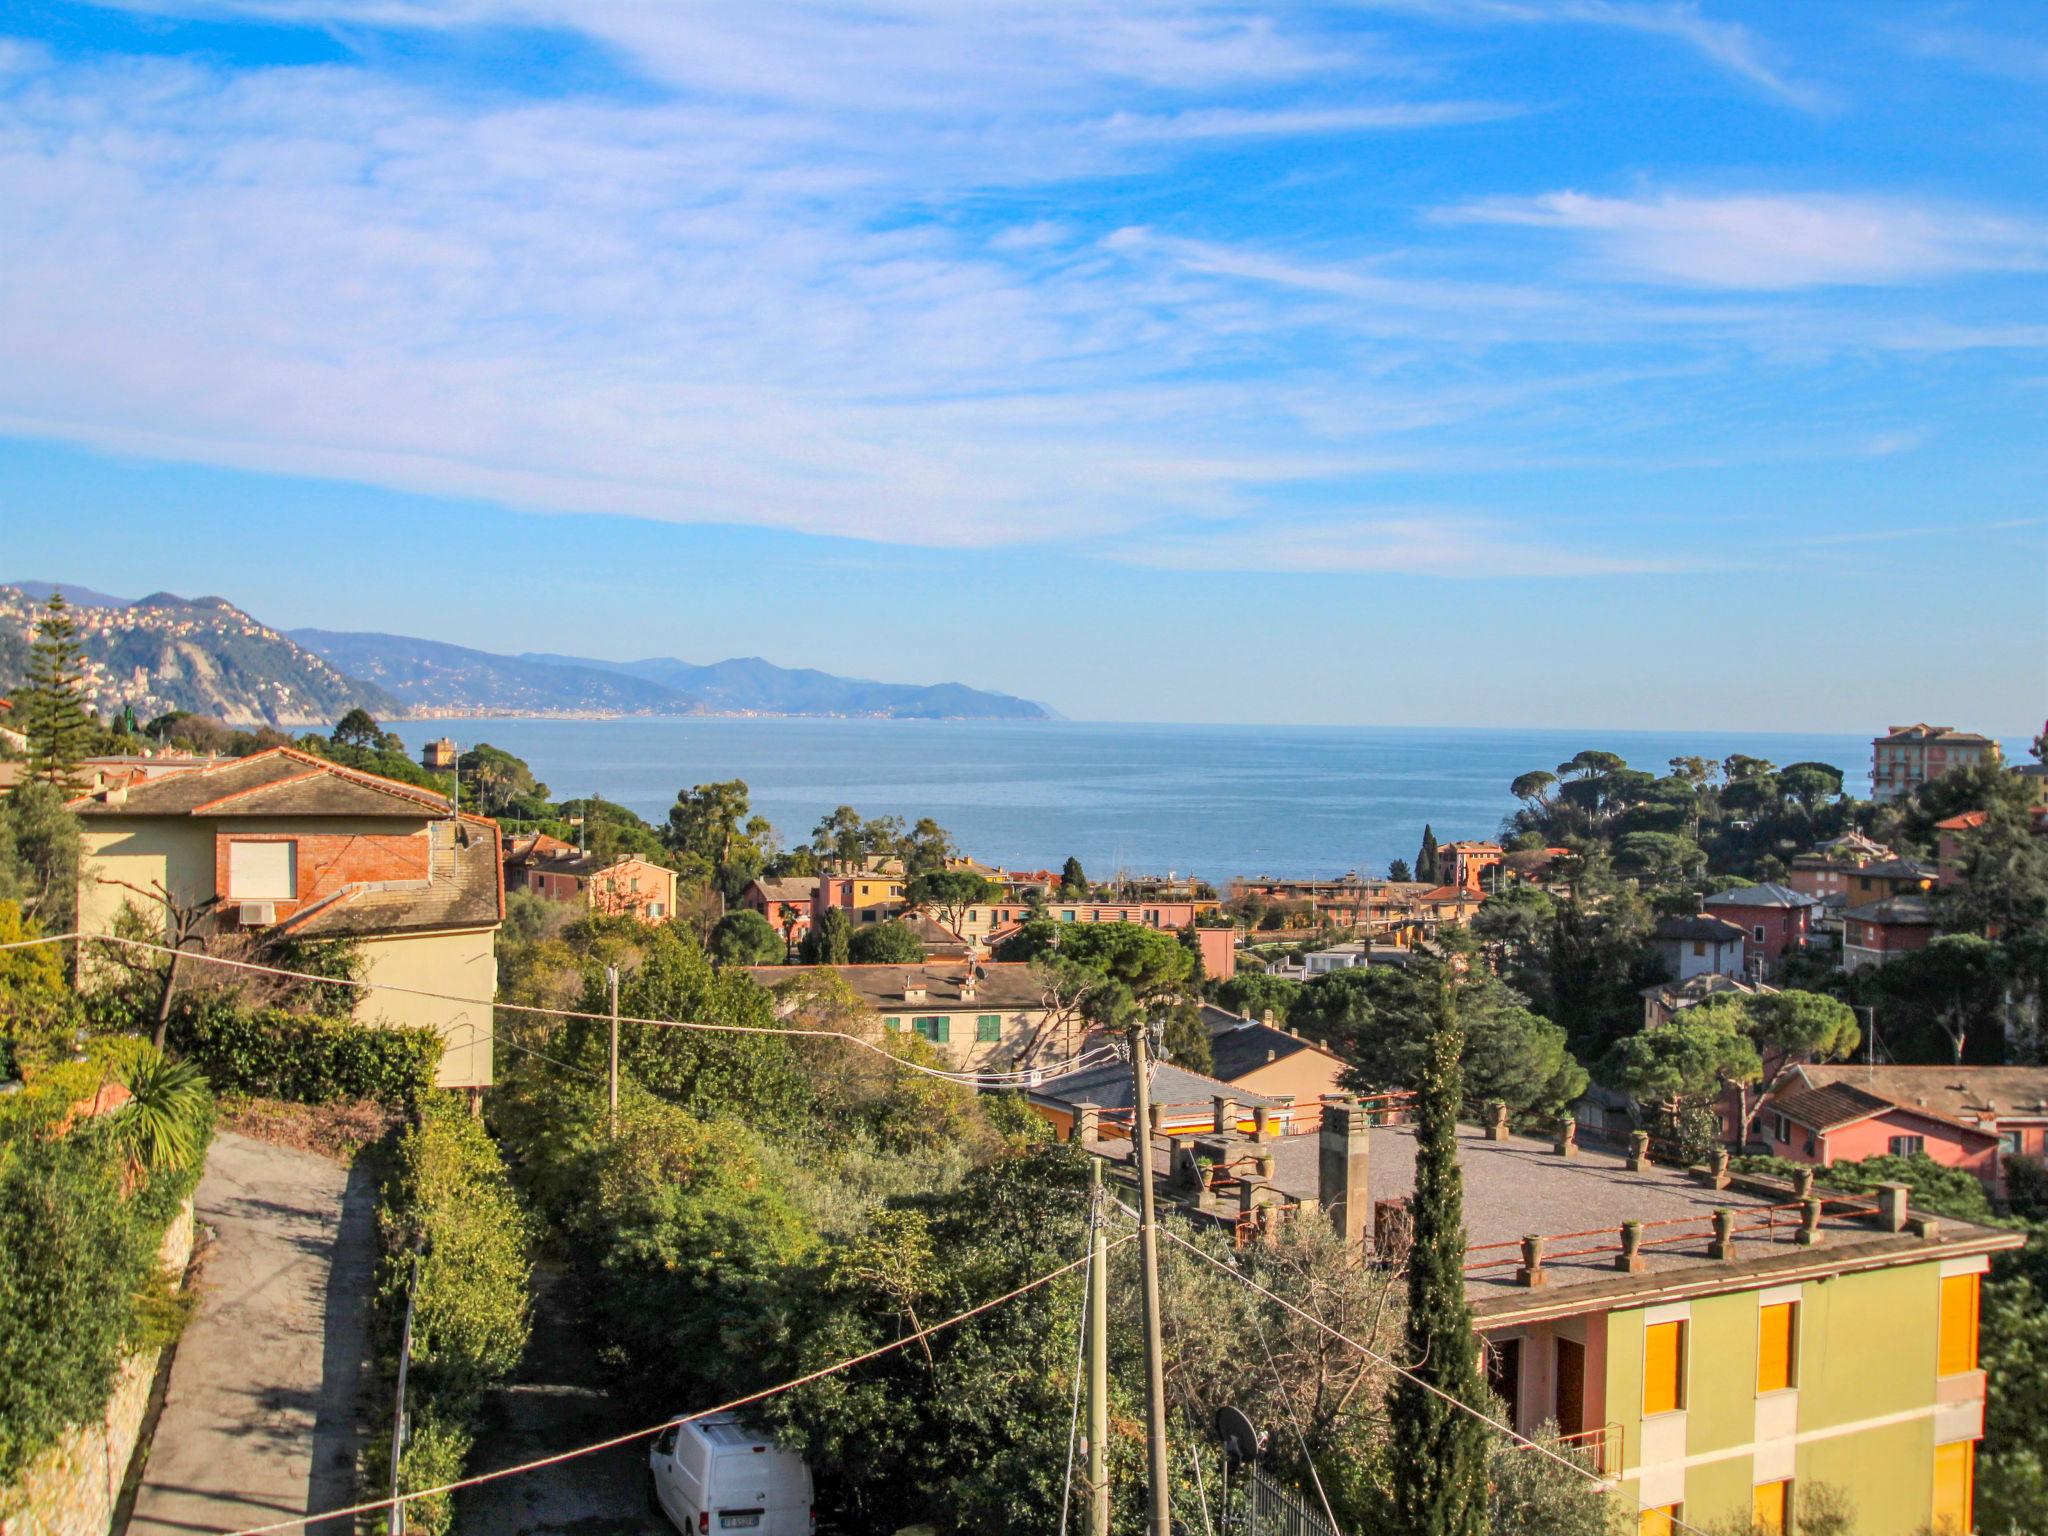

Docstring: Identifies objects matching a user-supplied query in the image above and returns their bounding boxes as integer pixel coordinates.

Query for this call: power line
[215,1234,1134,1536]
[1148,1221,1722,1536]
[8,931,1123,1089]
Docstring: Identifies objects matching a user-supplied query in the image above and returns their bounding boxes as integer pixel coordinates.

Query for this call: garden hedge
[169,999,442,1107]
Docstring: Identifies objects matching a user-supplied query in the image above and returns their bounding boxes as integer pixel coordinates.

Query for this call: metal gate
[1245,1464,1340,1536]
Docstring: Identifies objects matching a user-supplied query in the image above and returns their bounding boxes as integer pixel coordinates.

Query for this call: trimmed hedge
[0,1040,213,1486]
[372,1093,532,1536]
[169,999,442,1108]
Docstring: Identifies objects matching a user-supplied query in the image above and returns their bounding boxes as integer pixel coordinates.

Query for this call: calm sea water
[389,719,2025,883]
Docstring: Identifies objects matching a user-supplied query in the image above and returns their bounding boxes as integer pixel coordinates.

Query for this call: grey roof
[1792,1064,2048,1122]
[1201,1008,1340,1083]
[1855,858,1938,881]
[1652,914,1748,944]
[1034,1059,1287,1114]
[1705,882,1815,909]
[1843,895,1941,926]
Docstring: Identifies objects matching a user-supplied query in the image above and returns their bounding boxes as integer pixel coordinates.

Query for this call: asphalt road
[127,1131,375,1536]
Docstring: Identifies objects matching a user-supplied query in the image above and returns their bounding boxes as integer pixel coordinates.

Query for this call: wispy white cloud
[1100,99,1519,140]
[1353,0,1821,108]
[1443,189,2048,288]
[1108,511,1702,577]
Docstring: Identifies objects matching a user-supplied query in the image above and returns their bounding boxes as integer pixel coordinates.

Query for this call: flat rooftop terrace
[1098,1118,2020,1323]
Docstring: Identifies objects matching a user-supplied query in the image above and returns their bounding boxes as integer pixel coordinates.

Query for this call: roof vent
[904,983,928,1004]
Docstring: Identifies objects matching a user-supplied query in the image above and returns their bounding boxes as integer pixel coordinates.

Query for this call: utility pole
[1087,1156,1110,1536]
[607,965,621,1136]
[1129,1018,1172,1536]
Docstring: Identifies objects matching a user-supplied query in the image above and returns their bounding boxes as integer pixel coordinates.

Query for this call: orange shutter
[1933,1441,1974,1533]
[1757,1302,1796,1393]
[1939,1274,1980,1376]
[1753,1480,1790,1534]
[1643,1320,1685,1415]
[1638,1505,1679,1536]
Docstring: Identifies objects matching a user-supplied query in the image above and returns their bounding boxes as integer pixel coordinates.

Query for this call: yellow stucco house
[71,748,503,1089]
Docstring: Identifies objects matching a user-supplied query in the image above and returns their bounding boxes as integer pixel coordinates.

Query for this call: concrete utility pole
[1087,1157,1110,1536]
[1129,1019,1172,1536]
[607,965,621,1136]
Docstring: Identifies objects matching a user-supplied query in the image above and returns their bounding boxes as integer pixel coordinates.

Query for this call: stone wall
[0,1197,196,1536]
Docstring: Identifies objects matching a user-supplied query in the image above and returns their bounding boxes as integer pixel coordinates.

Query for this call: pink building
[738,875,819,942]
[1702,883,1815,979]
[1193,925,1236,983]
[1758,1080,2000,1187]
[1762,1065,2048,1195]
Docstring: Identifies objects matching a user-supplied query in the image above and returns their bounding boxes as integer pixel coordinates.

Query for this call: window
[1692,940,1706,957]
[1890,1134,1926,1157]
[1771,1114,1793,1144]
[913,1016,951,1044]
[227,839,296,900]
[1485,1338,1522,1430]
[1933,1441,1975,1535]
[976,1014,1001,1044]
[1753,924,1767,943]
[1060,910,1077,922]
[2000,1130,2023,1157]
[1757,1301,1797,1393]
[883,1018,901,1032]
[1639,1506,1682,1536]
[1940,1273,1980,1376]
[1642,1320,1685,1415]
[647,902,666,918]
[1753,1480,1791,1535]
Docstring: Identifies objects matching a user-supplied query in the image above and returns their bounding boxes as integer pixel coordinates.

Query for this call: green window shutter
[934,1016,951,1044]
[884,1017,901,1032]
[977,1014,1001,1043]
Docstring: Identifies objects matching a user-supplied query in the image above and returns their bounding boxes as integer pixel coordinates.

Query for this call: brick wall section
[213,827,433,921]
[0,1198,196,1536]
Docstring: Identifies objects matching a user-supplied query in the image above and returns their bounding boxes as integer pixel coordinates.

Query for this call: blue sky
[1,1,2044,731]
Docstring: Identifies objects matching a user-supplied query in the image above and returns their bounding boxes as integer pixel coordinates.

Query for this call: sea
[386,719,2033,884]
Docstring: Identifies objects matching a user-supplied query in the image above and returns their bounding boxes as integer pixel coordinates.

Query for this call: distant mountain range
[0,581,1051,724]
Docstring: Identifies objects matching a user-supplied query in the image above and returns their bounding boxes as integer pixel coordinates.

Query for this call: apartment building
[1871,725,2002,805]
[1112,1109,2018,1535]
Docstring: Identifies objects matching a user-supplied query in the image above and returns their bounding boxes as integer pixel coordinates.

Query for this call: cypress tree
[1389,978,1487,1536]
[1416,824,1440,885]
[19,593,98,789]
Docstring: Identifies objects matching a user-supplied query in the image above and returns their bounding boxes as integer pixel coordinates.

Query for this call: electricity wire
[215,1233,1134,1536]
[4,931,1123,1088]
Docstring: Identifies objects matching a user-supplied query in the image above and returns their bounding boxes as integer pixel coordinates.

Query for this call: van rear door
[710,1449,809,1535]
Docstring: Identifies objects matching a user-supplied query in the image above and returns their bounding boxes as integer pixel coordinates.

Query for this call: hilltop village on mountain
[2,590,2044,1536]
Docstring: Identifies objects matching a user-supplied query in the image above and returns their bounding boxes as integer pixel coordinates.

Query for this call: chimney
[1319,1098,1370,1250]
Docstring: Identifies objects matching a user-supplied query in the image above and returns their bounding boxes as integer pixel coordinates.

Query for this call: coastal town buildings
[1650,914,1749,983]
[746,960,1061,1069]
[1871,725,2003,805]
[68,748,502,1088]
[503,834,678,922]
[1842,895,1941,972]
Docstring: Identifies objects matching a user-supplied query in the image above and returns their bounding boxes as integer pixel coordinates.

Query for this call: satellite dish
[1213,1405,1262,1467]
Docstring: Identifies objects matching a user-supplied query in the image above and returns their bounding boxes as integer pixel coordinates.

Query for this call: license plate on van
[719,1515,762,1530]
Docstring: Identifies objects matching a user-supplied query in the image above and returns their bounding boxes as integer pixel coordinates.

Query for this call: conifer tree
[1390,979,1487,1536]
[1415,824,1441,886]
[19,592,98,788]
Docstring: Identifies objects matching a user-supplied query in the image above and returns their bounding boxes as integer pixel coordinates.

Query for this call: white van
[648,1413,815,1536]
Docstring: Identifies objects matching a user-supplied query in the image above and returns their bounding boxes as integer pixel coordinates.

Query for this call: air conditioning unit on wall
[237,901,276,927]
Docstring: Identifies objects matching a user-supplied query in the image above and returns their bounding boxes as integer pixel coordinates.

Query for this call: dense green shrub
[373,1093,531,1536]
[0,1040,212,1485]
[169,998,442,1107]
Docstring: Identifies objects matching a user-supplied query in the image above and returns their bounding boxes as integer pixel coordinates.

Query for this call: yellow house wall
[878,1007,1047,1071]
[1228,1050,1347,1105]
[1604,1259,1956,1536]
[355,929,497,1089]
[78,821,218,947]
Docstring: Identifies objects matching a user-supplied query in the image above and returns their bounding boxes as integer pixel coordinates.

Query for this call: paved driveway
[453,1264,664,1535]
[128,1132,376,1536]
